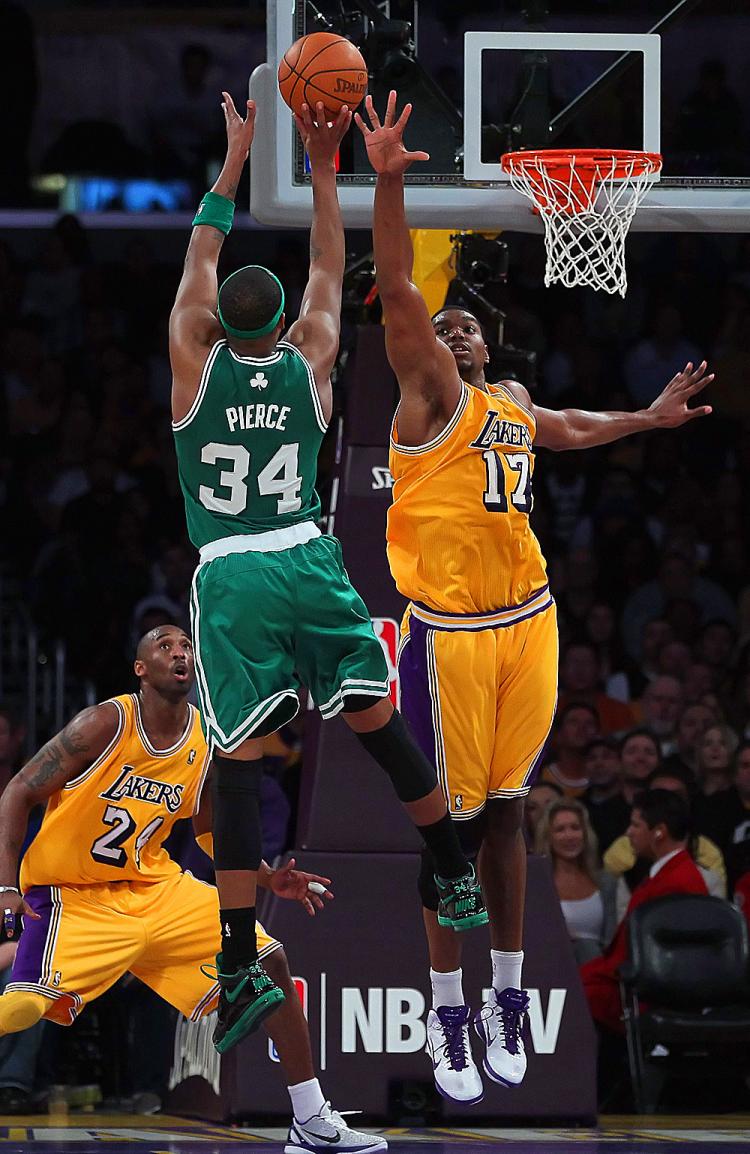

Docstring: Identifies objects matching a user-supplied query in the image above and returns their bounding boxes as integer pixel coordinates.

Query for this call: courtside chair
[619,893,750,1113]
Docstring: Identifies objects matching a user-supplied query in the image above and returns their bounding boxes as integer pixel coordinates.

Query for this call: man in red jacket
[581,789,707,1035]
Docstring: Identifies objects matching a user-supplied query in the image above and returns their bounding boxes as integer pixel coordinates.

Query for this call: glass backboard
[251,0,750,231]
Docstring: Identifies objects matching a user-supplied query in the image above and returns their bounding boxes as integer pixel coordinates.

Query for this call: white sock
[491,949,524,993]
[430,967,464,1010]
[289,1077,326,1122]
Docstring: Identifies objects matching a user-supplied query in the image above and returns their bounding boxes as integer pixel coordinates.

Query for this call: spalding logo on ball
[278,32,367,120]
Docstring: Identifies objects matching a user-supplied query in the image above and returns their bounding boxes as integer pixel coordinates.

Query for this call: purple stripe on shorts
[11,886,54,984]
[397,615,438,770]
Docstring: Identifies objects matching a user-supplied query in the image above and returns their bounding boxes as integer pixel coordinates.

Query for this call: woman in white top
[535,799,618,964]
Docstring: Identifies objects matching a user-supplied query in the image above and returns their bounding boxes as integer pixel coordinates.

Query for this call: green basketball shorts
[190,534,390,751]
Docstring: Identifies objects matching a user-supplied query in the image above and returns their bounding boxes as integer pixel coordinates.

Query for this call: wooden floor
[0,1114,748,1151]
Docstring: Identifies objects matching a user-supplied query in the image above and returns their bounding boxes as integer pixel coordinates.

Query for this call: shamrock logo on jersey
[250,372,268,390]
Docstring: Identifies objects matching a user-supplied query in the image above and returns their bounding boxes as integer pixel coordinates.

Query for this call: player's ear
[484,344,490,363]
[134,659,146,679]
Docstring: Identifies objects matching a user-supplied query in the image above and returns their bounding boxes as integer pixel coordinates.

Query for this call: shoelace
[201,960,274,994]
[490,993,528,1057]
[436,1008,471,1070]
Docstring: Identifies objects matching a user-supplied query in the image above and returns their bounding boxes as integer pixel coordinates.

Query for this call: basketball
[278,32,367,119]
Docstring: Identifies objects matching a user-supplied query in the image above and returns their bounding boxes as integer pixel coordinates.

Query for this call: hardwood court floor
[0,1114,748,1151]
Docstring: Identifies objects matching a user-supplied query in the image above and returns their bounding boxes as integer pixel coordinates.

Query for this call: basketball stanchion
[501,149,663,297]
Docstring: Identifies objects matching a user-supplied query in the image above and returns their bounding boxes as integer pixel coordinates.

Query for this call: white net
[503,151,662,297]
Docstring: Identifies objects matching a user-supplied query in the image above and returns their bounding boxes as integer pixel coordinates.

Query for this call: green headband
[217,266,285,339]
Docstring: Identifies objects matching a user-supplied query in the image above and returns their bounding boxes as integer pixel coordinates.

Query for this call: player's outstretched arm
[0,703,119,933]
[355,92,461,444]
[508,360,713,451]
[284,101,352,419]
[169,91,255,424]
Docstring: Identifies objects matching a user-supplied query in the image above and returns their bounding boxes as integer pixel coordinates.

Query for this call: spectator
[580,789,708,1038]
[0,706,25,791]
[694,723,739,796]
[604,767,726,907]
[697,619,737,698]
[696,740,750,888]
[619,729,662,806]
[583,603,632,703]
[534,799,618,964]
[655,640,692,681]
[631,617,674,697]
[663,701,717,780]
[524,780,563,846]
[682,658,717,705]
[635,675,684,755]
[0,940,45,1112]
[558,641,636,736]
[540,703,600,797]
[621,551,737,662]
[583,737,629,857]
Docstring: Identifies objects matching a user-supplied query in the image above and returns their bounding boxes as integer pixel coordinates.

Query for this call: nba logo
[372,618,399,709]
[268,977,308,1063]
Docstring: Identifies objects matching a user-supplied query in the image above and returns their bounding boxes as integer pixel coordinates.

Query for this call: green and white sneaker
[205,953,285,1054]
[435,865,489,931]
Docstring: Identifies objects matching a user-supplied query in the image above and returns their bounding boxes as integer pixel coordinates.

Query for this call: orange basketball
[278,32,367,120]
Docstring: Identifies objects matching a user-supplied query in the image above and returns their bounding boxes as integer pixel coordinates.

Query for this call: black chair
[620,893,750,1113]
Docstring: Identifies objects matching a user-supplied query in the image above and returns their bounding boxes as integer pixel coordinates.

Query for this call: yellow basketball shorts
[7,871,280,1025]
[398,589,558,818]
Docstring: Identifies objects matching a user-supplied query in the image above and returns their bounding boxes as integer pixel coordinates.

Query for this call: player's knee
[417,848,440,911]
[0,990,46,1035]
[351,709,437,803]
[485,795,524,839]
[456,811,488,858]
[263,948,294,997]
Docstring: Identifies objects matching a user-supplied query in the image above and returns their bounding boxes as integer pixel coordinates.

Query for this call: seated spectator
[629,617,674,696]
[557,641,636,736]
[0,941,45,1112]
[524,781,563,847]
[682,658,717,706]
[0,706,25,794]
[534,799,618,964]
[663,701,717,782]
[635,675,684,756]
[621,550,737,663]
[694,723,739,796]
[604,767,726,908]
[619,728,662,806]
[695,740,750,888]
[540,703,600,797]
[697,619,737,699]
[583,737,629,856]
[583,603,633,703]
[655,639,692,681]
[580,789,708,1038]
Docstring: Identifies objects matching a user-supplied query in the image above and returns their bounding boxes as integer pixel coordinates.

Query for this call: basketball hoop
[501,149,662,297]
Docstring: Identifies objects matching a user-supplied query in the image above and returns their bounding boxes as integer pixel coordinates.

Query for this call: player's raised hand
[354,90,430,175]
[647,360,714,427]
[221,91,256,160]
[269,857,334,917]
[295,101,352,169]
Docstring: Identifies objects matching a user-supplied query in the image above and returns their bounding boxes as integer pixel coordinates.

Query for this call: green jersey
[173,339,327,549]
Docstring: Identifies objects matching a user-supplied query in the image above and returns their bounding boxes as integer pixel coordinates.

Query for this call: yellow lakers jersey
[21,695,209,890]
[388,382,548,614]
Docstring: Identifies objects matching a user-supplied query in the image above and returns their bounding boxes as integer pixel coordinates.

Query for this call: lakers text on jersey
[388,382,549,616]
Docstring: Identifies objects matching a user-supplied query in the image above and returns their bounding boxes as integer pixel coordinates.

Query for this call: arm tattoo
[26,723,90,791]
[310,242,323,263]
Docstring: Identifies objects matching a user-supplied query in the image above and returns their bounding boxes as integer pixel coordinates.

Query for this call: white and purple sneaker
[285,1102,387,1154]
[474,987,529,1087]
[426,1005,484,1104]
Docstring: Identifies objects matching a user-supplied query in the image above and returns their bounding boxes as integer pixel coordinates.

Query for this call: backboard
[251,0,750,232]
